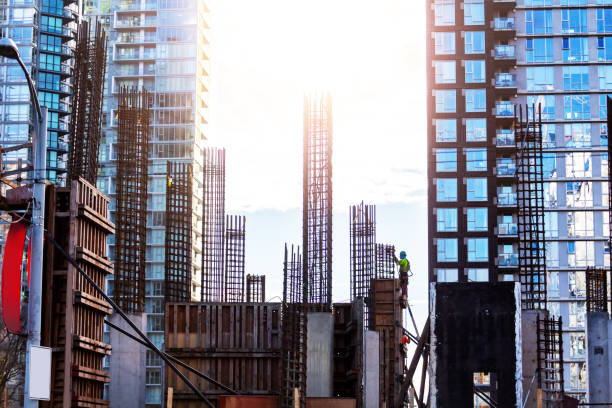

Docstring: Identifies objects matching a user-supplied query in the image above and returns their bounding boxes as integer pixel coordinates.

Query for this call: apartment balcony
[498,223,518,237]
[494,73,517,97]
[495,102,514,118]
[497,161,516,177]
[498,192,517,207]
[498,253,519,267]
[47,140,69,152]
[494,18,514,31]
[496,131,515,148]
[494,45,516,67]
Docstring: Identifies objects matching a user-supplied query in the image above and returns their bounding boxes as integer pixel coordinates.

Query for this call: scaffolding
[376,244,396,280]
[280,244,307,408]
[303,93,333,311]
[224,215,245,302]
[165,162,193,302]
[515,104,547,310]
[350,202,376,327]
[202,147,225,302]
[536,315,564,407]
[245,274,265,303]
[113,88,149,313]
[586,267,608,314]
[67,20,107,184]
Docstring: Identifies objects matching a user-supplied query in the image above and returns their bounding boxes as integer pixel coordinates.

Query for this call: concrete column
[364,330,380,408]
[109,312,148,408]
[306,312,334,397]
[586,311,611,403]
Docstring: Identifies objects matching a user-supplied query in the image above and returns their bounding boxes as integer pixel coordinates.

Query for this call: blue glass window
[543,153,557,178]
[564,95,591,119]
[563,37,589,62]
[435,61,456,84]
[435,90,456,113]
[561,0,586,4]
[434,32,455,55]
[38,72,60,91]
[467,178,487,201]
[597,9,612,33]
[526,10,553,35]
[467,268,489,282]
[435,119,457,142]
[466,118,487,142]
[467,238,488,262]
[464,32,485,54]
[562,9,587,33]
[527,67,554,91]
[526,38,554,63]
[527,0,552,4]
[464,0,484,26]
[527,95,555,120]
[41,16,62,34]
[599,37,612,61]
[467,208,488,231]
[437,239,458,262]
[563,66,589,90]
[465,89,486,112]
[39,53,61,71]
[600,94,612,118]
[436,148,457,172]
[599,66,612,89]
[466,148,487,172]
[434,0,455,26]
[465,60,485,83]
[436,178,457,202]
[437,208,458,232]
[564,123,591,148]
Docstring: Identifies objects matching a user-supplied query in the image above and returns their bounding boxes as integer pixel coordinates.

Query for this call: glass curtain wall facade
[97,0,208,405]
[428,0,612,401]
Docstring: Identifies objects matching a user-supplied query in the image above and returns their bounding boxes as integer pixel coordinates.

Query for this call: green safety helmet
[400,251,407,259]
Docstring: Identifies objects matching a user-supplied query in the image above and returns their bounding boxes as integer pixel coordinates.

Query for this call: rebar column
[113,88,149,313]
[350,202,376,327]
[586,266,608,313]
[280,244,307,408]
[201,147,225,301]
[536,315,564,407]
[303,93,333,311]
[515,104,547,310]
[245,274,265,303]
[68,20,107,184]
[224,215,245,302]
[376,244,396,279]
[165,161,193,302]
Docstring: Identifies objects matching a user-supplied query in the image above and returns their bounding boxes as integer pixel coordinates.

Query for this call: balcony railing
[498,253,519,267]
[494,17,515,30]
[496,131,515,146]
[497,161,516,176]
[498,192,517,206]
[496,102,514,117]
[498,223,518,235]
[495,73,516,88]
[494,45,516,59]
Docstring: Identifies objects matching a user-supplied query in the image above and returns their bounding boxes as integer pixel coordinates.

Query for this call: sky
[207,0,428,324]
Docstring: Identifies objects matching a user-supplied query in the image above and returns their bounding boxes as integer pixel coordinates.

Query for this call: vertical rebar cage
[515,104,547,310]
[536,315,564,407]
[113,88,150,313]
[280,244,307,408]
[201,147,225,301]
[586,266,608,314]
[376,244,396,280]
[68,20,107,185]
[303,93,333,310]
[224,215,246,302]
[350,202,376,327]
[165,161,193,302]
[245,274,265,303]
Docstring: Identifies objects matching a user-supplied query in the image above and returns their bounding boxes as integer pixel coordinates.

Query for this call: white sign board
[29,345,51,400]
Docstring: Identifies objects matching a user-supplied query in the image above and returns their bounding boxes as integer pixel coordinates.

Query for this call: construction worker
[392,250,411,307]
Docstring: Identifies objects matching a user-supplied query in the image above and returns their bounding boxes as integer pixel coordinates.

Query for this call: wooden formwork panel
[42,178,114,408]
[166,303,282,407]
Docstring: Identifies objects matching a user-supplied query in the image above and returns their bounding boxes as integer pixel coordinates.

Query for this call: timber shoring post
[395,316,430,408]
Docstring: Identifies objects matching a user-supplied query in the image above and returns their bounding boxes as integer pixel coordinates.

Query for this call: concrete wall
[363,330,379,408]
[306,312,334,397]
[586,311,611,403]
[108,312,147,408]
[521,310,548,407]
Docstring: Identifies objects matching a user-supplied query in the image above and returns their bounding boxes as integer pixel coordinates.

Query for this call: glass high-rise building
[427,0,612,401]
[95,0,208,405]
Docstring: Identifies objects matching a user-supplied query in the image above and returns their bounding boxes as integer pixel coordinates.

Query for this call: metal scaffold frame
[202,147,225,302]
[350,202,376,327]
[303,93,333,311]
[536,315,564,407]
[515,104,547,310]
[280,244,307,408]
[245,274,265,303]
[165,161,193,302]
[113,88,149,313]
[68,20,107,184]
[586,266,608,314]
[376,243,396,280]
[224,215,245,302]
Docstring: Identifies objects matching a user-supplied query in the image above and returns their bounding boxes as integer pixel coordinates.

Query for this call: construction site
[3,4,612,408]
